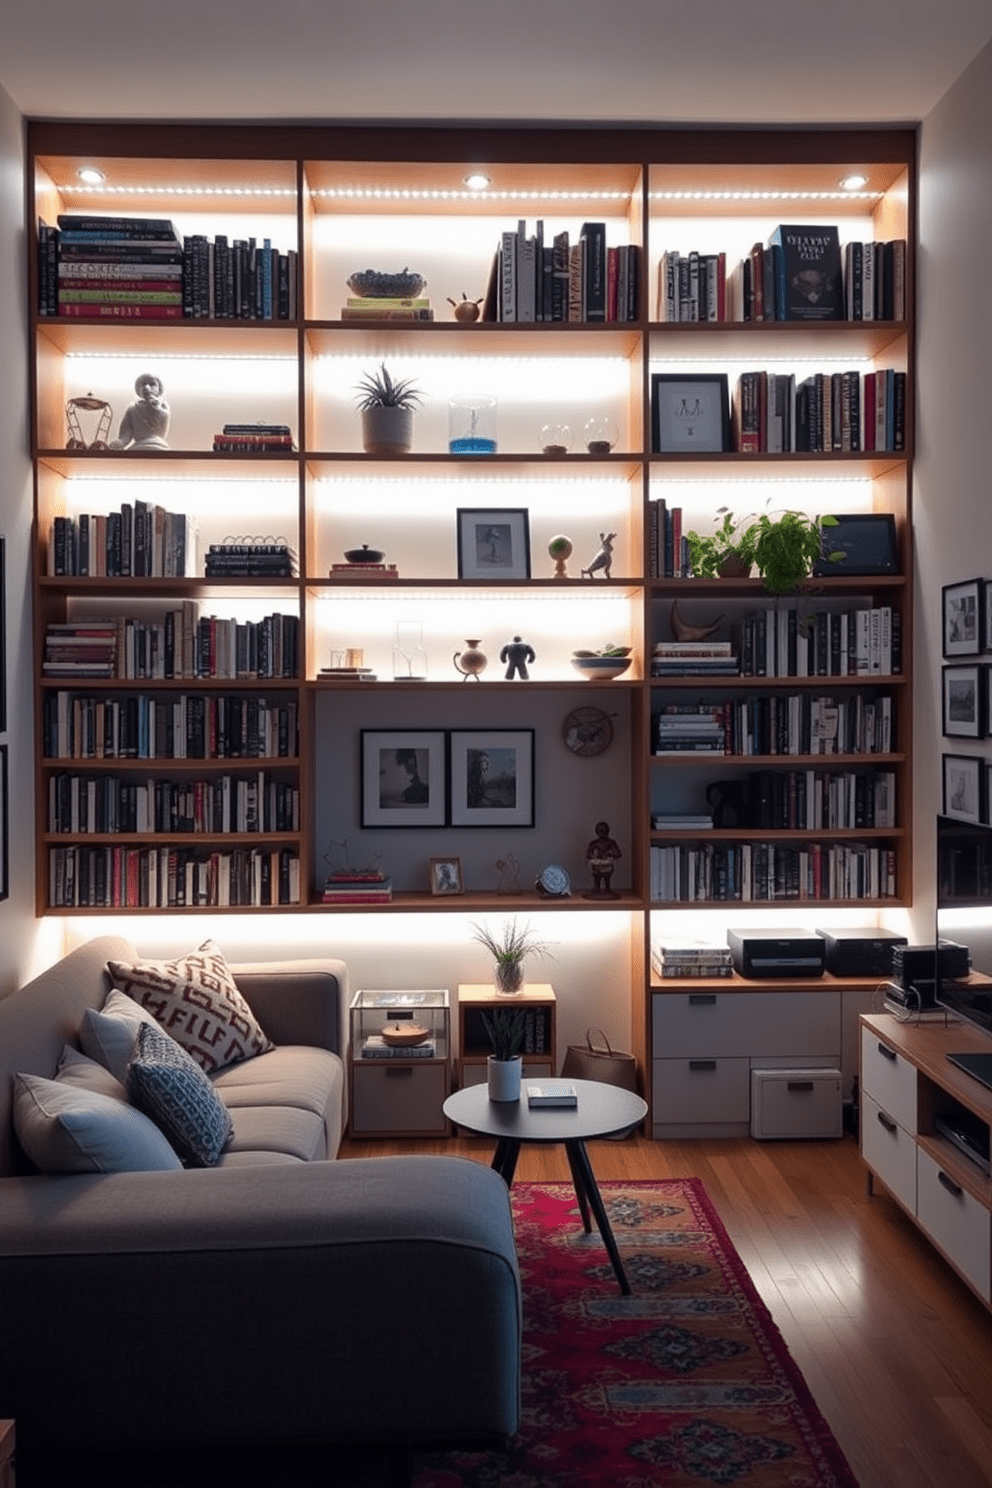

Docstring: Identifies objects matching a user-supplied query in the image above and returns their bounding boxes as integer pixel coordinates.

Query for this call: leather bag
[562,1026,638,1092]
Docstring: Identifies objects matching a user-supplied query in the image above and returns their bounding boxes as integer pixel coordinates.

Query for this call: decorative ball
[548,535,573,560]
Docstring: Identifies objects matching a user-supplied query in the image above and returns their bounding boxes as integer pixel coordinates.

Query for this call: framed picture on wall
[942,578,984,657]
[942,664,985,738]
[456,508,531,581]
[943,753,984,825]
[449,729,535,828]
[360,730,447,828]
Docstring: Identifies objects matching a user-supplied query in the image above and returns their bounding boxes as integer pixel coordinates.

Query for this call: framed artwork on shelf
[943,753,983,825]
[942,578,984,657]
[456,508,531,581]
[429,857,463,895]
[942,664,985,738]
[651,373,730,454]
[360,730,447,828]
[449,729,535,828]
[0,745,6,900]
[0,538,5,732]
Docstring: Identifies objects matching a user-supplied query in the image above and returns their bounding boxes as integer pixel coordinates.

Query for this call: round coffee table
[443,1078,648,1294]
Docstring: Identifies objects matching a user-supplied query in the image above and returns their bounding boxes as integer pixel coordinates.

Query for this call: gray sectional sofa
[0,935,521,1463]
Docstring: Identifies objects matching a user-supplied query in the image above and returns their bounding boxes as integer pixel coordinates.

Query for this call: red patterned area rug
[413,1179,858,1488]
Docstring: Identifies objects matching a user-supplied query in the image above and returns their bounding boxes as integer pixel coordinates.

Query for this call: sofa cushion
[108,940,274,1074]
[219,1103,327,1163]
[13,1072,182,1174]
[80,988,166,1084]
[56,1044,130,1101]
[127,1021,233,1167]
[210,1045,339,1116]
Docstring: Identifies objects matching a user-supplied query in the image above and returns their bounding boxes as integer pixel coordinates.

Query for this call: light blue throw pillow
[13,1072,182,1174]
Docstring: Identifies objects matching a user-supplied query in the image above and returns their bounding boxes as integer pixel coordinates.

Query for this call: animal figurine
[581,531,616,580]
[670,598,725,642]
[447,293,484,322]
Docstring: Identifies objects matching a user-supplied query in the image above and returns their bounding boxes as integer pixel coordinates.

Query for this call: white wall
[915,36,992,936]
[0,83,61,989]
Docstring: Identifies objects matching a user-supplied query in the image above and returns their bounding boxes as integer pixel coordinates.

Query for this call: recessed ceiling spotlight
[77,167,106,184]
[464,172,491,191]
[840,173,869,191]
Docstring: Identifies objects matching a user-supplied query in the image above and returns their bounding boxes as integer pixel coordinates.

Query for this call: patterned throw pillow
[108,940,273,1074]
[127,1020,234,1167]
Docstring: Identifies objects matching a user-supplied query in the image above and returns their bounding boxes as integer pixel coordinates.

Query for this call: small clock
[562,706,615,758]
[535,864,571,897]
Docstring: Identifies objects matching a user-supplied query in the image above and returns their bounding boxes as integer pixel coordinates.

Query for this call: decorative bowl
[380,1021,431,1047]
[570,654,632,681]
[347,268,426,299]
[343,545,386,564]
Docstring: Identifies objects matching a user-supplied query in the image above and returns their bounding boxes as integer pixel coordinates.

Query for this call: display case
[348,987,451,1137]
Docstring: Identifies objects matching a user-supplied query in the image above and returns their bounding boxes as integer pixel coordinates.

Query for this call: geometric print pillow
[127,1020,233,1167]
[108,939,273,1075]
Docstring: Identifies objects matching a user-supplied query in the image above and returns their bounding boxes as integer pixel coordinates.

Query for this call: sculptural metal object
[111,372,170,450]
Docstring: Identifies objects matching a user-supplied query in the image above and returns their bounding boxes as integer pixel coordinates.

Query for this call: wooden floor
[341,1130,992,1488]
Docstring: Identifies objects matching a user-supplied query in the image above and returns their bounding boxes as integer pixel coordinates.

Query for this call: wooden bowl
[380,1021,430,1047]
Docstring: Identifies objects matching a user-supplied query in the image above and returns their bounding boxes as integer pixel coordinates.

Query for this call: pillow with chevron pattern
[108,940,273,1075]
[127,1020,233,1167]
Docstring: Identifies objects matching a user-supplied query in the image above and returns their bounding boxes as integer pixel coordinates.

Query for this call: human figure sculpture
[111,372,171,450]
[500,635,535,680]
[585,820,622,898]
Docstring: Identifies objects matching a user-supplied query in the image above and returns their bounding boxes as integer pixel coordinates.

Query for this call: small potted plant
[685,505,842,595]
[471,917,555,995]
[354,362,423,455]
[481,1006,527,1102]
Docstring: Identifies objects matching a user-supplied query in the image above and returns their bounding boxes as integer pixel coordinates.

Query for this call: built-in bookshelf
[27,122,916,1116]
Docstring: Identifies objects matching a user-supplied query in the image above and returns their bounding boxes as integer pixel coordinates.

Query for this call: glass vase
[392,621,427,680]
[494,959,524,994]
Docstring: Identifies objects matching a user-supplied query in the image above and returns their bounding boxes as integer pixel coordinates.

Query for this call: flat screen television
[936,815,992,1068]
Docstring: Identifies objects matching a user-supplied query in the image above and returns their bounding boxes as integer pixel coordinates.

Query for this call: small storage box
[750,1067,843,1139]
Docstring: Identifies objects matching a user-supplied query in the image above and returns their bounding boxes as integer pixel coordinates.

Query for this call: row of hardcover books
[733,368,906,453]
[649,841,897,903]
[43,692,299,763]
[740,605,900,678]
[495,219,640,323]
[37,216,298,321]
[42,611,300,681]
[654,692,895,758]
[48,771,300,836]
[49,506,198,579]
[712,767,898,832]
[48,845,301,908]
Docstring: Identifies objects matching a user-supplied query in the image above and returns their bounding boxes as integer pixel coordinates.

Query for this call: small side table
[443,1078,647,1294]
[456,983,557,1089]
[349,988,451,1138]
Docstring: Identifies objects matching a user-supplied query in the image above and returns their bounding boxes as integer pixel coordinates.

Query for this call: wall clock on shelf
[562,706,615,758]
[535,864,571,897]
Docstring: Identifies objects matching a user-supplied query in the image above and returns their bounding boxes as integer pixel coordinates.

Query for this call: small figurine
[447,292,484,323]
[581,531,616,580]
[584,820,622,898]
[111,372,170,450]
[65,392,113,451]
[500,635,535,680]
[495,853,522,894]
[670,598,724,642]
[548,534,573,579]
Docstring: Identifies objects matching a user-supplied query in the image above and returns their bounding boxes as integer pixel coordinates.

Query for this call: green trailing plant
[354,362,423,411]
[480,1006,528,1062]
[685,506,842,595]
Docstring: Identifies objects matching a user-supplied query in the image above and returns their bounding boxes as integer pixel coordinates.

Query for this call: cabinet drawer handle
[688,994,717,1006]
[877,1041,897,1062]
[876,1110,898,1134]
[787,1081,815,1093]
[937,1170,963,1199]
[384,1066,414,1078]
[688,1059,718,1072]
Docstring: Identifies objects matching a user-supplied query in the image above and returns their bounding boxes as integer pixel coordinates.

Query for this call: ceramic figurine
[111,372,170,450]
[548,534,573,579]
[447,293,484,322]
[670,597,724,642]
[453,639,488,680]
[584,820,622,898]
[581,531,616,580]
[500,635,535,680]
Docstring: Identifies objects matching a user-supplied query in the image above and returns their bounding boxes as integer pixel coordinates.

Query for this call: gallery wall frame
[942,578,984,658]
[360,730,447,828]
[651,372,730,454]
[456,508,531,581]
[943,752,984,825]
[942,663,986,739]
[449,729,535,828]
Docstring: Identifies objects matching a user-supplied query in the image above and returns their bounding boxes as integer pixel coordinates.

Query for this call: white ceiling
[2,0,992,126]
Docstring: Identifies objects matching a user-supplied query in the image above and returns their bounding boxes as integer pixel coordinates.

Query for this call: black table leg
[491,1137,521,1186]
[565,1139,632,1295]
[565,1143,592,1233]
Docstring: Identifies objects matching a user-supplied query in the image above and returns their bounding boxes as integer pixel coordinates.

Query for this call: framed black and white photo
[942,664,985,738]
[456,508,531,581]
[449,729,534,828]
[360,730,447,828]
[943,753,983,825]
[651,373,730,454]
[942,578,983,657]
[0,745,6,899]
[429,856,463,895]
[0,538,6,733]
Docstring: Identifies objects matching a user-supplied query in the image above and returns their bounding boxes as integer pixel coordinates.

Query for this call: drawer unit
[861,1093,918,1212]
[750,1068,843,1139]
[351,1061,450,1136]
[653,990,839,1061]
[861,1026,917,1134]
[653,1056,750,1135]
[917,1147,991,1301]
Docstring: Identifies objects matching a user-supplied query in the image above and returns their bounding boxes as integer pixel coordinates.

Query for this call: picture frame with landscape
[942,664,985,739]
[360,730,447,828]
[449,729,535,828]
[456,508,531,581]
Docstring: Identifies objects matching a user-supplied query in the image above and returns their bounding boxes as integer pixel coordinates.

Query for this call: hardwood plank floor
[341,1131,992,1488]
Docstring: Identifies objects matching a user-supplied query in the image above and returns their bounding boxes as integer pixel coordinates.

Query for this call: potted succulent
[685,506,842,595]
[471,916,555,994]
[481,1006,527,1102]
[354,362,423,455]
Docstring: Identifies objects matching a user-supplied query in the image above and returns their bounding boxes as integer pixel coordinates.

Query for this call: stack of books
[651,641,739,677]
[652,940,734,979]
[204,541,297,578]
[329,562,399,580]
[361,1034,435,1058]
[651,813,715,831]
[50,214,183,320]
[212,423,295,453]
[340,296,434,321]
[321,870,393,904]
[653,703,729,754]
[43,620,119,678]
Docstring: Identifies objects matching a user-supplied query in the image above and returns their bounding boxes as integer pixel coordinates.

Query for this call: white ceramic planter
[487,1055,522,1103]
